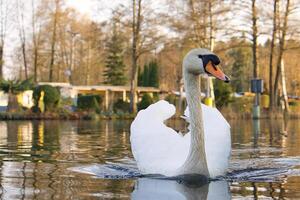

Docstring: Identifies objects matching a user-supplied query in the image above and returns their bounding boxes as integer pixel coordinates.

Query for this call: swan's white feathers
[130,100,231,177]
[131,100,190,176]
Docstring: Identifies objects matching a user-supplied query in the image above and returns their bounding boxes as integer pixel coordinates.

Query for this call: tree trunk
[0,45,3,79]
[33,47,38,82]
[130,0,142,113]
[17,0,28,79]
[49,0,59,82]
[7,92,20,112]
[268,0,278,110]
[273,0,290,108]
[32,0,38,83]
[280,59,289,113]
[0,0,8,80]
[251,0,258,78]
[21,42,28,79]
[86,41,91,85]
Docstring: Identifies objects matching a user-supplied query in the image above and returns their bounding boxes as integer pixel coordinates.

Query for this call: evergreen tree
[142,64,149,86]
[138,60,159,87]
[148,61,159,88]
[228,46,251,93]
[137,66,143,86]
[104,20,127,86]
[214,79,233,108]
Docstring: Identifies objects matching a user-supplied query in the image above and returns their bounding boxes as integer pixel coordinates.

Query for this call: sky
[66,0,121,21]
[66,0,97,19]
[67,0,95,14]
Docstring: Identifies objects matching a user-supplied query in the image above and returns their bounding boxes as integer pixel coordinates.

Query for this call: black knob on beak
[224,76,230,83]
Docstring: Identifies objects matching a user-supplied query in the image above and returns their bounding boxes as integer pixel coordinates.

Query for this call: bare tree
[16,0,28,79]
[0,0,10,79]
[268,0,279,111]
[129,0,142,113]
[273,0,291,112]
[251,0,258,78]
[31,0,42,83]
[128,0,164,112]
[49,0,61,82]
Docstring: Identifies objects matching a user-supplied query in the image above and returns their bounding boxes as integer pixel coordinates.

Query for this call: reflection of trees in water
[230,120,253,148]
[102,120,131,158]
[0,119,299,199]
[229,119,300,199]
[230,119,300,153]
[231,181,287,199]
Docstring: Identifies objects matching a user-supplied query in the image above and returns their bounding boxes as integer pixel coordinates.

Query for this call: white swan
[130,48,231,178]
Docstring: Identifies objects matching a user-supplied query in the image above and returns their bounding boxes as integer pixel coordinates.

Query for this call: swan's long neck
[179,69,209,176]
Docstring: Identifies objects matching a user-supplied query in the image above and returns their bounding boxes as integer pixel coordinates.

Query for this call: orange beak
[205,61,230,83]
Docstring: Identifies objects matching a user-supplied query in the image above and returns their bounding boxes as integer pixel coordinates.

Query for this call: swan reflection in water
[131,178,230,200]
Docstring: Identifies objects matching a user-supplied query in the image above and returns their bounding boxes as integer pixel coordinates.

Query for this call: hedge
[33,85,60,112]
[77,94,102,113]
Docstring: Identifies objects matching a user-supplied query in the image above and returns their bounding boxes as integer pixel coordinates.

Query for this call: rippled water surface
[0,119,299,199]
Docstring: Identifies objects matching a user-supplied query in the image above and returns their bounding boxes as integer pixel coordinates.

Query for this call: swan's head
[183,48,230,82]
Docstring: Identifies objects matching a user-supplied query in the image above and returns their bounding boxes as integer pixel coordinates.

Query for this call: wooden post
[105,90,109,111]
[123,90,126,101]
[109,90,114,112]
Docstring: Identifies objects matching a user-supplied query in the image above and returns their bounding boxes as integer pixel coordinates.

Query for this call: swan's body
[130,48,231,178]
[130,101,230,177]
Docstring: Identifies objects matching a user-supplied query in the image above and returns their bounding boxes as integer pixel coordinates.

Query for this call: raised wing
[130,100,189,176]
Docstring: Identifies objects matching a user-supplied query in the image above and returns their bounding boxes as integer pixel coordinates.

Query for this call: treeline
[0,0,299,112]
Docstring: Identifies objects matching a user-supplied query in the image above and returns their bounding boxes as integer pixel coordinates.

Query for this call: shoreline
[0,112,136,120]
[0,111,299,121]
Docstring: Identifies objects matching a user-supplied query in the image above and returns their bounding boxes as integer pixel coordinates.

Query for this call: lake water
[0,119,299,199]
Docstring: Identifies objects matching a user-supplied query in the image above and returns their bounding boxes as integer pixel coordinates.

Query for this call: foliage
[0,78,34,94]
[165,94,177,105]
[214,80,233,109]
[227,45,252,93]
[138,61,159,87]
[0,78,35,112]
[138,66,143,86]
[138,93,155,111]
[33,85,60,112]
[103,19,127,86]
[77,94,102,113]
[113,99,130,113]
[289,100,300,107]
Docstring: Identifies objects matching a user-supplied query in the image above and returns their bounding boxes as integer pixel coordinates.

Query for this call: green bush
[165,94,177,104]
[138,93,154,111]
[214,80,233,109]
[33,85,60,112]
[113,99,130,113]
[0,78,34,94]
[77,94,102,113]
[289,100,299,106]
